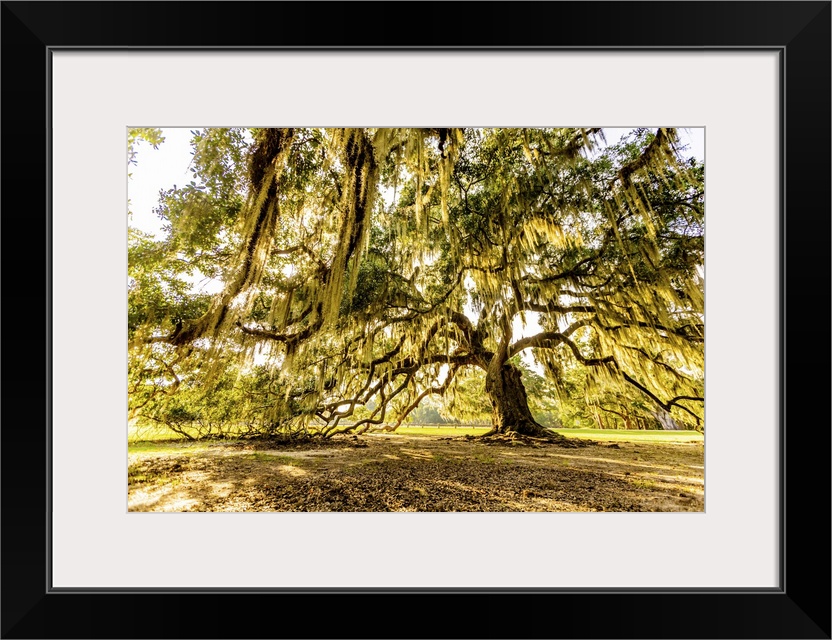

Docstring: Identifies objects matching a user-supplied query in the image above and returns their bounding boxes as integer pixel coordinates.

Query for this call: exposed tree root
[457,430,595,448]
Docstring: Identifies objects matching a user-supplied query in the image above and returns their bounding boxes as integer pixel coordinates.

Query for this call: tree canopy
[128,127,704,439]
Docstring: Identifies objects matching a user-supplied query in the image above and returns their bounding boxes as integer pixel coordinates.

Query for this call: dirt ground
[128,432,703,512]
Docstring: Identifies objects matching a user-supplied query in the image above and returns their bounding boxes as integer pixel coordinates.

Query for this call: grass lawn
[129,422,702,451]
[552,428,703,444]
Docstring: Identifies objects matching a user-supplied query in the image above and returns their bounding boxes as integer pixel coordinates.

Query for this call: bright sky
[128,127,196,238]
[127,127,705,239]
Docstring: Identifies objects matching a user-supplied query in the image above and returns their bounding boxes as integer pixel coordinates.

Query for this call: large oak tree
[129,127,704,438]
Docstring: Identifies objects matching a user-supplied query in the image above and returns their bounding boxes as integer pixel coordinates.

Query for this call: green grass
[129,421,701,448]
[128,440,213,454]
[552,428,703,444]
[128,421,258,443]
[129,422,199,442]
[389,426,702,443]
[128,422,229,444]
[128,420,484,442]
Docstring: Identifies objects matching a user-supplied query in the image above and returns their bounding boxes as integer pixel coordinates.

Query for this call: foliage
[128,127,704,437]
[127,128,165,175]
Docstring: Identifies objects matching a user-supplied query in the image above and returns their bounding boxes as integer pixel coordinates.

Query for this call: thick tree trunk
[484,360,551,437]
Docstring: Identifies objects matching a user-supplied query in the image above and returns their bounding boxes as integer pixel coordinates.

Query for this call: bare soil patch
[128,433,703,512]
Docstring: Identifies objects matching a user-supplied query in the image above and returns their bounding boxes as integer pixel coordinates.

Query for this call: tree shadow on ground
[128,436,703,512]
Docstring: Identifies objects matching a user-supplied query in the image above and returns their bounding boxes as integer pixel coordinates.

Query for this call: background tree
[129,127,704,438]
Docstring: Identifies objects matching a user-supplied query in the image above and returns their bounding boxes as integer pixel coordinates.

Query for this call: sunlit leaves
[129,127,705,435]
[127,127,165,168]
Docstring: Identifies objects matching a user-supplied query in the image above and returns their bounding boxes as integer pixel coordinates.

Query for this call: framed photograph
[2,2,829,638]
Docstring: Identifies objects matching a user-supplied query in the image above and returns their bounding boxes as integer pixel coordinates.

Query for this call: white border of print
[51,51,779,588]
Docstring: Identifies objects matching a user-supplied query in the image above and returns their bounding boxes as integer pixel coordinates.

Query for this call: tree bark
[484,360,551,437]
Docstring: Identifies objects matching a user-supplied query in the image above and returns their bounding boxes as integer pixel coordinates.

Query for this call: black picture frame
[2,2,829,638]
